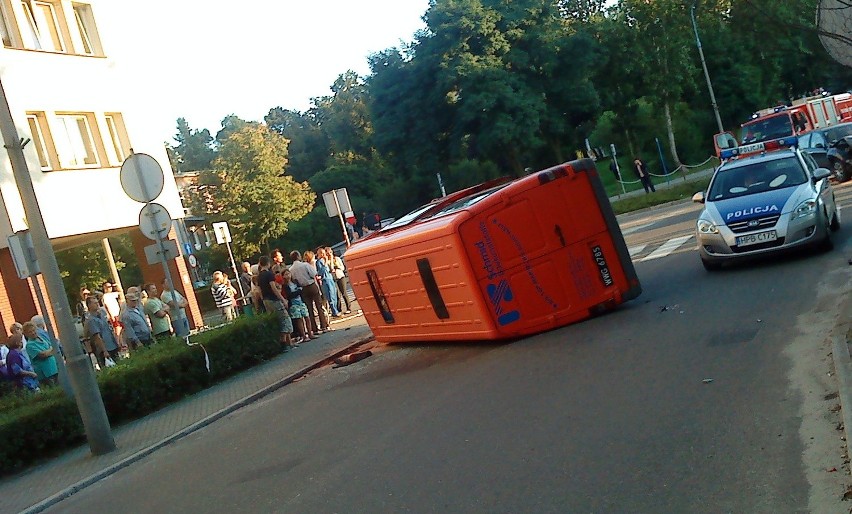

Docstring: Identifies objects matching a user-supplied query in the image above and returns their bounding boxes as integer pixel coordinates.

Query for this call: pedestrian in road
[161,278,190,338]
[258,256,294,350]
[289,250,329,335]
[633,157,656,194]
[144,283,172,339]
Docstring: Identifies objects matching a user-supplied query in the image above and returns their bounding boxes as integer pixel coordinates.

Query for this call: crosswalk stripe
[640,235,694,261]
[628,244,647,257]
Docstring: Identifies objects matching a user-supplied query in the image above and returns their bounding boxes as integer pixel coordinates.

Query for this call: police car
[692,136,840,271]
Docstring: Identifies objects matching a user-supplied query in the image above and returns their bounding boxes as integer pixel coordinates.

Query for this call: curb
[21,334,375,514]
[830,288,852,475]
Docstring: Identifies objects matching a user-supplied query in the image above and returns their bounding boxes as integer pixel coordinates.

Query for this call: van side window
[366,270,394,324]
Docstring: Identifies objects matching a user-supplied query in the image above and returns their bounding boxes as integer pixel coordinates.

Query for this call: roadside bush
[0,314,279,476]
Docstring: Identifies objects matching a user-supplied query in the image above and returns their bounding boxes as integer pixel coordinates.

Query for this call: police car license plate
[736,230,777,247]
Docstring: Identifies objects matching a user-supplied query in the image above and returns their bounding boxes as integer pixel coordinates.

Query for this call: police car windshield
[740,115,793,144]
[708,157,807,201]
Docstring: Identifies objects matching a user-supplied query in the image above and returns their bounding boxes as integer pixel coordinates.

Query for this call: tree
[170,117,215,172]
[202,125,315,257]
[312,71,374,163]
[264,107,330,182]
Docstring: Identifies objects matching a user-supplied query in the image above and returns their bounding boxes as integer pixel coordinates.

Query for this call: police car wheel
[701,258,722,271]
[830,209,841,232]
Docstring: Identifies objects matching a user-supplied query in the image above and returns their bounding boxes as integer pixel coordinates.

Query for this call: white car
[693,140,840,271]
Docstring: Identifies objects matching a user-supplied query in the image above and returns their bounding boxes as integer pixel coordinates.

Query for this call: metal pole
[29,275,72,397]
[655,137,671,186]
[224,238,244,303]
[0,79,115,454]
[611,144,626,195]
[331,190,351,247]
[436,173,447,197]
[101,238,124,299]
[691,4,724,134]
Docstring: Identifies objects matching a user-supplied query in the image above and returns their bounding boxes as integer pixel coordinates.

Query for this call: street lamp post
[691,3,724,134]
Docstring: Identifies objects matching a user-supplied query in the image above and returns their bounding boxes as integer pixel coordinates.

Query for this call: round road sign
[120,153,165,203]
[138,202,172,240]
[187,254,198,268]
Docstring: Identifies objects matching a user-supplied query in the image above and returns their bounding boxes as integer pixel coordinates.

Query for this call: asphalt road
[47,184,852,514]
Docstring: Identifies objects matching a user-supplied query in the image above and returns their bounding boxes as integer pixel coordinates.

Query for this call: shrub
[0,314,279,476]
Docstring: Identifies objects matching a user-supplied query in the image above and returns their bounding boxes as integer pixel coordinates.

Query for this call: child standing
[283,269,314,343]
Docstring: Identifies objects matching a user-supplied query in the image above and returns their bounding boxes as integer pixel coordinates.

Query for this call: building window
[20,1,65,52]
[25,112,54,170]
[104,113,130,165]
[0,3,12,47]
[54,113,99,168]
[72,3,100,55]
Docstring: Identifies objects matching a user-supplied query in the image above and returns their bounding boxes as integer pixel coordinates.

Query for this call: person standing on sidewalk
[144,283,172,340]
[121,289,153,349]
[211,271,237,322]
[316,248,341,318]
[258,256,294,350]
[327,247,352,314]
[161,278,190,338]
[85,296,120,364]
[22,321,58,386]
[289,250,329,335]
[633,157,656,194]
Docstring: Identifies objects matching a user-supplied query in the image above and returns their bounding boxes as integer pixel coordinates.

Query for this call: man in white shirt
[289,250,329,334]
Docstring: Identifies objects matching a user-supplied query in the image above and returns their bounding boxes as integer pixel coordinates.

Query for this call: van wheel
[701,258,722,271]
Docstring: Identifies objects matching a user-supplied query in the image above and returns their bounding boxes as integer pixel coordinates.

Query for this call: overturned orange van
[344,159,641,343]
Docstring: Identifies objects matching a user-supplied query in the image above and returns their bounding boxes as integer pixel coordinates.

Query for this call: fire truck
[713,92,852,157]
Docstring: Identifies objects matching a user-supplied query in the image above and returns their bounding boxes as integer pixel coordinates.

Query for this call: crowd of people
[0,277,192,395]
[0,244,356,394]
[240,246,355,351]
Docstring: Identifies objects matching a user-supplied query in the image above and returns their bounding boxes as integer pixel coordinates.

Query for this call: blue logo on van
[487,280,520,326]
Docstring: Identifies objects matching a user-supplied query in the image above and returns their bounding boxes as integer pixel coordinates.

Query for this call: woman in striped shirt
[211,271,237,322]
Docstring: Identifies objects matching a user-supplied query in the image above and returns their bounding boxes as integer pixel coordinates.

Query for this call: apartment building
[0,0,202,331]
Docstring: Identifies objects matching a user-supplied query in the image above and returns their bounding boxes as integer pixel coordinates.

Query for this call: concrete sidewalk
[0,310,374,514]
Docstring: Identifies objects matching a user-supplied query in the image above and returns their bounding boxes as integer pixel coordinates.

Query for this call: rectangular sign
[144,239,180,265]
[7,231,38,279]
[322,188,352,218]
[212,221,231,244]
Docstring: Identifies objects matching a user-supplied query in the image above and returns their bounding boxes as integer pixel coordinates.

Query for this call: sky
[106,0,430,141]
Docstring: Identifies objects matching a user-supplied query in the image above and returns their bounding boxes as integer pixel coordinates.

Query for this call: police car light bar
[719,136,798,160]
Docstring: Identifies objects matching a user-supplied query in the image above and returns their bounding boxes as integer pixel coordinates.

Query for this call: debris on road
[333,350,373,368]
[660,304,679,312]
[702,378,714,384]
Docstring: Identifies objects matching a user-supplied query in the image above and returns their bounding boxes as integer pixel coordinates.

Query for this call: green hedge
[0,314,280,476]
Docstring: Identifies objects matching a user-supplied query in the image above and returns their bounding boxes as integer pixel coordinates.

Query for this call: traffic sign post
[322,188,352,247]
[212,222,245,303]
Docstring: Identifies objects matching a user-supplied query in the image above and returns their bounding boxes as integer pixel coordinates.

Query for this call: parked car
[798,122,852,182]
[693,142,840,271]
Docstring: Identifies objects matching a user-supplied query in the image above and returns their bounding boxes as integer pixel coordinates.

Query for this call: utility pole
[691,3,724,134]
[0,79,115,454]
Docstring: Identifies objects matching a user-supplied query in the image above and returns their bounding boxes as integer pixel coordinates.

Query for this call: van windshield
[383,184,509,230]
[740,115,793,144]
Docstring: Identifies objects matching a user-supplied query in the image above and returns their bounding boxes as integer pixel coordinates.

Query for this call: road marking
[628,244,648,258]
[621,222,656,235]
[640,235,694,261]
